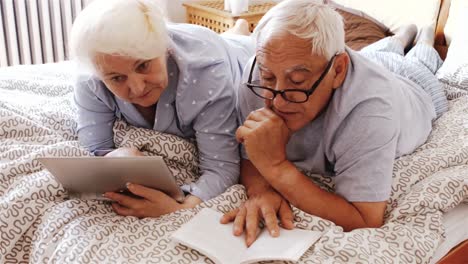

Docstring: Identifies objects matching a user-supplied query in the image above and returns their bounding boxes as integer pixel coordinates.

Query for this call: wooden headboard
[435,0,451,59]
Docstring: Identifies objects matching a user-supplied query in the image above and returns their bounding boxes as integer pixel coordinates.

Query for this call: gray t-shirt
[74,24,253,201]
[238,47,436,202]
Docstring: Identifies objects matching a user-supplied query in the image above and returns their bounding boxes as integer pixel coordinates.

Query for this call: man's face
[256,33,339,132]
[93,53,168,107]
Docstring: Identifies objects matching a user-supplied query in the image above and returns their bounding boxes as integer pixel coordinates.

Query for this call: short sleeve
[329,103,399,202]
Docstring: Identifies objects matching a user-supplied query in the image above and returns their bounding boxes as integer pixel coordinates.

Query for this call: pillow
[333,5,390,51]
[443,0,468,46]
[437,7,468,91]
[332,0,441,33]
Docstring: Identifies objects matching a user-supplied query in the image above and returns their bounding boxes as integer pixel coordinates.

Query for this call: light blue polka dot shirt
[74,24,253,201]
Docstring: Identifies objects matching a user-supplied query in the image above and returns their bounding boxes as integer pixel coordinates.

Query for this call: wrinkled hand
[104,183,202,218]
[105,147,145,157]
[220,189,294,247]
[236,108,290,174]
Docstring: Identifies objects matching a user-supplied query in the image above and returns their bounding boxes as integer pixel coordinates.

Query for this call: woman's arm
[74,75,116,155]
[179,65,241,201]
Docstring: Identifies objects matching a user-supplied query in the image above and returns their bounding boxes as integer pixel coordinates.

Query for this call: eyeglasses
[245,54,337,103]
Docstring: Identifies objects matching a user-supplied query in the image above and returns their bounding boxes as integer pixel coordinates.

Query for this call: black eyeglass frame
[245,54,337,103]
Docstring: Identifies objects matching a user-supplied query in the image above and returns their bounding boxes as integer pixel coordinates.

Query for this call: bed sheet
[0,62,467,263]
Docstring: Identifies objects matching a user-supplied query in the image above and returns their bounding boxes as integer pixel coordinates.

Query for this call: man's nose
[272,81,289,108]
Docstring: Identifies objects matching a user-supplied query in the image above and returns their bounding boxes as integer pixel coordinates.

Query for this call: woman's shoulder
[74,73,115,101]
[167,23,228,66]
[167,23,220,40]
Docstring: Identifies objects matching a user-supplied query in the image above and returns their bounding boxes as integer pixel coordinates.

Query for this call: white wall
[164,0,204,22]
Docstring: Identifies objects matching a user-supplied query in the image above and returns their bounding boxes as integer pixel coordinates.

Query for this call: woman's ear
[331,52,349,89]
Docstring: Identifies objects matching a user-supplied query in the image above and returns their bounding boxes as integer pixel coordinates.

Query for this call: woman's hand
[104,183,202,218]
[105,147,145,157]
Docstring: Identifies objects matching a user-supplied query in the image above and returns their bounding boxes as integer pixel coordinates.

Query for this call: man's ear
[331,52,349,89]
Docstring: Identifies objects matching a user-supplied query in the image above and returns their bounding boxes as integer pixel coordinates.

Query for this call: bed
[0,0,467,263]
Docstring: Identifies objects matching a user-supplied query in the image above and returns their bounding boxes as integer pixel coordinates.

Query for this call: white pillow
[437,6,468,91]
[332,0,441,32]
[443,0,468,46]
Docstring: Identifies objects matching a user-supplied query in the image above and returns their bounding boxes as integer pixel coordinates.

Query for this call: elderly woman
[70,0,253,217]
[221,0,448,246]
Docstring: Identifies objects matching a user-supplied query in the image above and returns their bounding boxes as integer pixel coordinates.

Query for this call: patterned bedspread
[1,63,467,263]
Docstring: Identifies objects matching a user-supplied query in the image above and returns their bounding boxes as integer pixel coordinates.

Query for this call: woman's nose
[128,75,146,96]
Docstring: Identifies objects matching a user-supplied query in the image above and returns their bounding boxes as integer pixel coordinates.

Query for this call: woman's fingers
[126,183,160,202]
[111,202,135,216]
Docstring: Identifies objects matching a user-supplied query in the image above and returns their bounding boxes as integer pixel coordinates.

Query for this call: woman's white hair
[70,0,168,69]
[253,0,345,60]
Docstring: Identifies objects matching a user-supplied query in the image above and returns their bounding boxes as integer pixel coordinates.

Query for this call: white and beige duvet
[0,63,467,263]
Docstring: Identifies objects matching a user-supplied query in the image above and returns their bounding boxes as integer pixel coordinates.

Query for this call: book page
[171,208,248,264]
[172,209,323,264]
[242,227,322,264]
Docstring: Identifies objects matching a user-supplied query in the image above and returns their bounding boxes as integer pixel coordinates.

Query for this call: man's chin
[283,119,299,133]
[286,115,314,132]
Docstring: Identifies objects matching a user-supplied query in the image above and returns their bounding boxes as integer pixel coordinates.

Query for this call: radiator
[0,0,94,67]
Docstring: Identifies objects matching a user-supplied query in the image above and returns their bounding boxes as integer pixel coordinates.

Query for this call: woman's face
[93,53,168,107]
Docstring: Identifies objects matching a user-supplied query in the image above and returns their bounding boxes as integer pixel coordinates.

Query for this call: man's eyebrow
[257,62,269,72]
[258,62,312,74]
[285,65,312,74]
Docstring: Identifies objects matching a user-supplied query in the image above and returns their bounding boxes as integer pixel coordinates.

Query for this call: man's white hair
[253,0,345,60]
[70,0,168,69]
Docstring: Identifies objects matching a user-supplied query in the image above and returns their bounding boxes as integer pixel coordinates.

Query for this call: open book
[171,208,323,264]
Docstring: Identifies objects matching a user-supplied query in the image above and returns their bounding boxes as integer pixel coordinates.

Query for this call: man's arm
[241,158,271,196]
[236,107,389,232]
[259,160,386,231]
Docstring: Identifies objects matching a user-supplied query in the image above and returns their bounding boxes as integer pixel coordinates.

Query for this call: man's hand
[220,189,294,247]
[104,183,202,218]
[236,108,290,174]
[105,147,145,157]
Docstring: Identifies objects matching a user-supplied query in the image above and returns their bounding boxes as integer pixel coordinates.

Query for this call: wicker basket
[183,1,276,33]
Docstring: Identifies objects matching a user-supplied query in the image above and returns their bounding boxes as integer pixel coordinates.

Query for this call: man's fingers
[246,108,270,122]
[261,206,280,237]
[220,208,239,224]
[233,207,247,236]
[245,206,260,247]
[243,120,258,129]
[258,107,278,118]
[278,200,295,229]
[235,126,251,143]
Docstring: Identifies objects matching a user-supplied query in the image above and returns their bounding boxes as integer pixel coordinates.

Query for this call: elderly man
[221,0,448,246]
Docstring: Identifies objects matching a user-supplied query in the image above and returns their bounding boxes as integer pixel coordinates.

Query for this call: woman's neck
[134,104,157,126]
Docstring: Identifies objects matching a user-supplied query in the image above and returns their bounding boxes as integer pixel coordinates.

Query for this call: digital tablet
[37,156,185,202]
